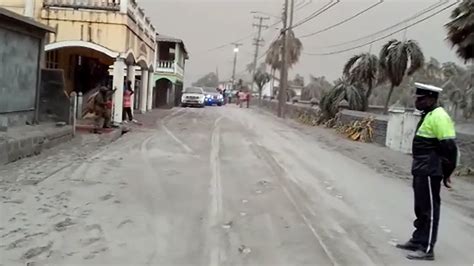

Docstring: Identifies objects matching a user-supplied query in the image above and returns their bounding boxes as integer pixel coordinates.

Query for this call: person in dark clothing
[396,83,459,261]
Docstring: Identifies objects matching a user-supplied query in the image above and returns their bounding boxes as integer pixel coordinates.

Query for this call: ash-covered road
[1,105,473,265]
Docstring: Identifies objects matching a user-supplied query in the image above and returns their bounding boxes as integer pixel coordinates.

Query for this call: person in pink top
[122,80,134,122]
[239,89,247,108]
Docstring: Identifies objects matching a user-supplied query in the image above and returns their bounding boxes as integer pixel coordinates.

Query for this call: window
[46,50,59,69]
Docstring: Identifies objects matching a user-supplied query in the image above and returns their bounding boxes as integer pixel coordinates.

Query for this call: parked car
[203,87,224,106]
[181,87,205,108]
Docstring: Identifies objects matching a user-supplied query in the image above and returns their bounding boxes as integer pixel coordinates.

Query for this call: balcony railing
[43,0,120,11]
[157,60,175,73]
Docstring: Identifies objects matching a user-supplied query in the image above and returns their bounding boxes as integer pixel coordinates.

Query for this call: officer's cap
[415,82,443,98]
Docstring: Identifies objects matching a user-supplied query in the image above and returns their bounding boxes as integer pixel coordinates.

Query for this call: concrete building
[1,0,157,123]
[0,7,55,130]
[153,34,188,108]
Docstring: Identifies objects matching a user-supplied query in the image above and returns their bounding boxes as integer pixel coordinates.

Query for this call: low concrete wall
[458,133,474,168]
[257,100,473,167]
[0,110,35,129]
[339,110,388,146]
[0,124,73,165]
[257,100,388,146]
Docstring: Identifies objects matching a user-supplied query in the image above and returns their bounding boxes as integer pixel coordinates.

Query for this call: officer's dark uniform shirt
[412,106,458,177]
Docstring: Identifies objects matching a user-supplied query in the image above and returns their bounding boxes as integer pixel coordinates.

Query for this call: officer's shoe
[406,249,435,261]
[395,241,421,251]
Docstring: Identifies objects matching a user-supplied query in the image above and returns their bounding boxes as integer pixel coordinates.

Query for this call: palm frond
[405,40,425,75]
[379,39,398,71]
[265,37,282,70]
[343,54,362,79]
[287,30,303,67]
[445,0,474,62]
[320,81,365,119]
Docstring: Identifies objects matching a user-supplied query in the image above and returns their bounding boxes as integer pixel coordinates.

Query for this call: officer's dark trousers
[411,175,442,252]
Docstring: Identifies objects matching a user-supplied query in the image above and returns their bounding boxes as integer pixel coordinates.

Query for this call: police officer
[396,83,459,260]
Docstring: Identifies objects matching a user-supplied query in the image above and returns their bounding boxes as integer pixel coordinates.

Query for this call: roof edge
[0,7,55,33]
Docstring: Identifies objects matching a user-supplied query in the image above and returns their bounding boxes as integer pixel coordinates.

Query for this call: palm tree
[254,69,271,102]
[246,62,256,74]
[462,86,473,119]
[343,53,379,110]
[301,76,333,101]
[320,81,365,120]
[379,39,425,113]
[445,0,474,62]
[425,57,442,80]
[448,88,464,119]
[442,62,464,80]
[265,30,303,71]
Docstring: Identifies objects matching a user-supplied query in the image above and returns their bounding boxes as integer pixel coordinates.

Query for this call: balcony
[43,0,121,11]
[157,60,175,73]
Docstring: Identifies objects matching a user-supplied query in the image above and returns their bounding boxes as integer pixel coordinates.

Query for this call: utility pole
[251,16,270,91]
[231,42,243,91]
[278,0,291,118]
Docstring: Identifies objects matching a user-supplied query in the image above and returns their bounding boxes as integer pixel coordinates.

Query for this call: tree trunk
[384,85,395,114]
[258,87,263,105]
[364,83,373,111]
[454,104,458,121]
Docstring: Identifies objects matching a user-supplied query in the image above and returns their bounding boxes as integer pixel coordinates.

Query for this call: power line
[312,0,448,49]
[303,0,459,56]
[206,0,313,54]
[233,32,280,78]
[299,0,384,39]
[251,16,270,83]
[290,0,340,30]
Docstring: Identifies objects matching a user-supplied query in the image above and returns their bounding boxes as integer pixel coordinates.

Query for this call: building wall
[0,14,45,128]
[3,0,156,65]
[41,9,154,62]
[1,0,24,14]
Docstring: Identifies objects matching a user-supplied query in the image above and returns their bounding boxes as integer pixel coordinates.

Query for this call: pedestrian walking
[123,80,134,122]
[239,89,247,108]
[104,87,116,128]
[92,86,109,133]
[235,90,240,106]
[396,83,459,261]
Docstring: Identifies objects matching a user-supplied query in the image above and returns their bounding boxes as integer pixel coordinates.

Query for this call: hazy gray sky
[139,0,463,86]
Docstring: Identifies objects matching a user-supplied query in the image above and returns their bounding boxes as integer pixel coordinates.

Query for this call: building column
[120,0,129,13]
[140,68,149,114]
[171,83,178,107]
[126,65,136,114]
[147,71,154,111]
[112,57,126,124]
[24,0,34,17]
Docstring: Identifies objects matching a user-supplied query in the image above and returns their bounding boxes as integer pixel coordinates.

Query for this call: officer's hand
[443,176,452,189]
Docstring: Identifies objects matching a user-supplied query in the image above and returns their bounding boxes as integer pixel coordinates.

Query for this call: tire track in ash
[159,108,194,154]
[139,107,204,265]
[249,142,340,266]
[208,116,224,266]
